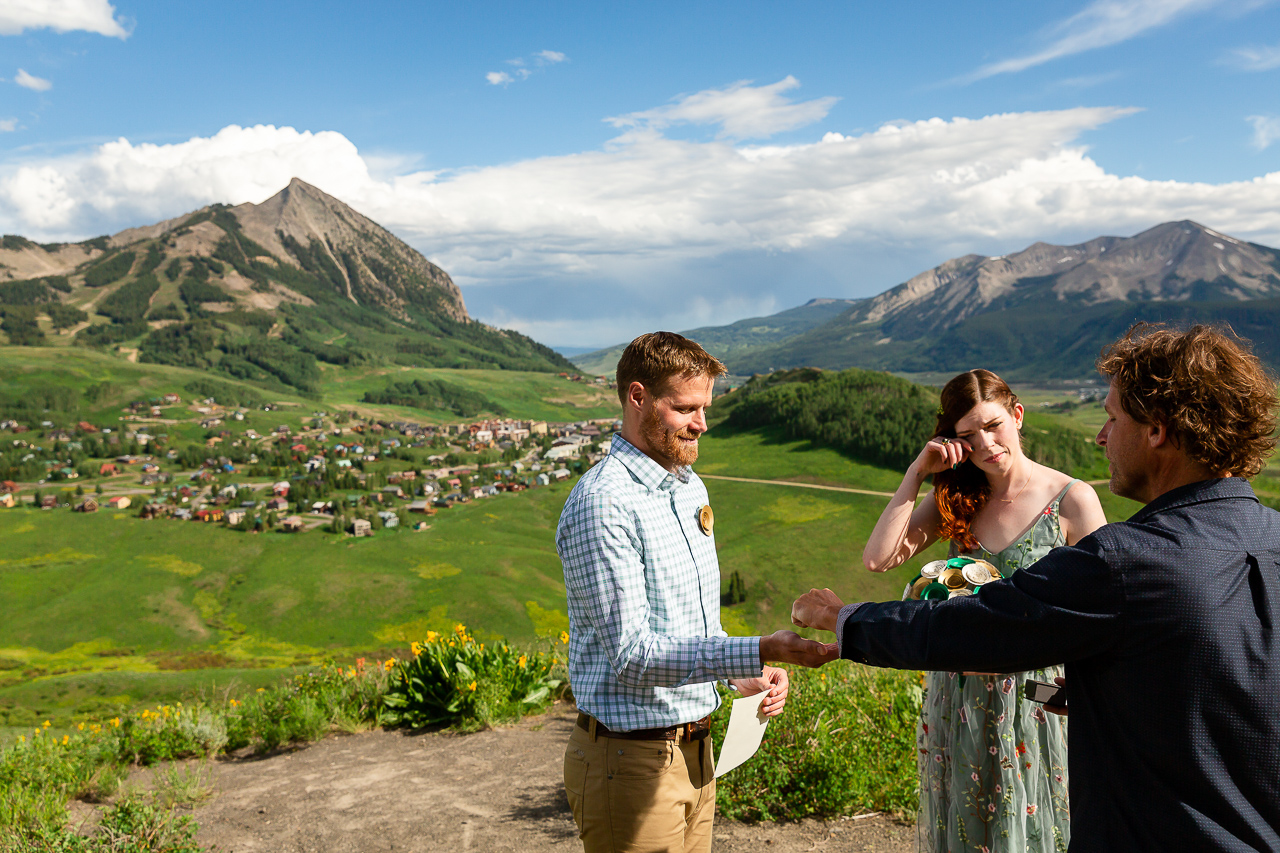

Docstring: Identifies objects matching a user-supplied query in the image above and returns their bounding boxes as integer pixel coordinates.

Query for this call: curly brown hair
[1096,323,1278,478]
[931,369,1019,551]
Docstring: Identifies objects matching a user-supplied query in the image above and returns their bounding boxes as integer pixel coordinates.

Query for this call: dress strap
[1050,478,1080,510]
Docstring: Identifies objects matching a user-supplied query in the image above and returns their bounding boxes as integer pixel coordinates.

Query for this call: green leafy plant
[713,664,920,822]
[382,625,566,730]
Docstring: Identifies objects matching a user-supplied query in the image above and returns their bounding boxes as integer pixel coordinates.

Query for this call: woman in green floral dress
[862,370,1106,852]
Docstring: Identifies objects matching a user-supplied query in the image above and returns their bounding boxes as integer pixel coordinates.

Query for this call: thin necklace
[998,468,1032,503]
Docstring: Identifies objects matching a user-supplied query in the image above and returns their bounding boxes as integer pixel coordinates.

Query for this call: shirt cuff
[723,636,764,679]
[835,602,869,657]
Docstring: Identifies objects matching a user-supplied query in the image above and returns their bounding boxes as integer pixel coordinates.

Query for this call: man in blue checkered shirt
[558,332,837,853]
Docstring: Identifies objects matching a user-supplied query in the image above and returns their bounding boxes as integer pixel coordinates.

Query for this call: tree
[266,510,278,528]
[95,483,104,495]
[75,484,85,496]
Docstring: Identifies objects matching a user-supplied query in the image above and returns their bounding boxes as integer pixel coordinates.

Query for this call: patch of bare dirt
[99,705,914,853]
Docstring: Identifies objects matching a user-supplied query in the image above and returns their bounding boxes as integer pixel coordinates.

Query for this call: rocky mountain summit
[0,179,572,389]
[852,221,1280,340]
[572,221,1280,380]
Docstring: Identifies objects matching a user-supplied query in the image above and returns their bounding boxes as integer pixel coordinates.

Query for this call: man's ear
[1148,419,1170,449]
[625,381,648,414]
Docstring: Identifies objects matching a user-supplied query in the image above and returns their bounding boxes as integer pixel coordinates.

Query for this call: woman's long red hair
[932,369,1020,552]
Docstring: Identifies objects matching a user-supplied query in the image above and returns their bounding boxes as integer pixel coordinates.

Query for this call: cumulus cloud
[1248,115,1280,149]
[3,80,1280,344]
[0,119,16,132]
[607,76,837,140]
[1225,41,1280,70]
[15,68,51,91]
[0,0,129,38]
[968,0,1226,80]
[486,49,567,85]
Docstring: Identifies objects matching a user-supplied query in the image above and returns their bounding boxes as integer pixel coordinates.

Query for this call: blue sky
[2,0,1279,347]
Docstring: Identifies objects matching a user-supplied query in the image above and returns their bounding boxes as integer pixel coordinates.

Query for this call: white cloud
[0,0,129,38]
[1225,41,1280,70]
[3,81,1280,345]
[607,76,838,140]
[0,118,16,132]
[1247,115,1280,149]
[969,0,1225,80]
[486,49,567,85]
[15,68,51,91]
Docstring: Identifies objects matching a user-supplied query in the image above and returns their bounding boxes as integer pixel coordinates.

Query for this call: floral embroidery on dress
[916,481,1077,853]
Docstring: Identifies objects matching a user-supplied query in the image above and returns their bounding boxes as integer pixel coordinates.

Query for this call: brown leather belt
[576,712,711,742]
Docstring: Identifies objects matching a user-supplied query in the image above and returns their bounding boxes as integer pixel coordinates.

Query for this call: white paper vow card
[715,691,769,778]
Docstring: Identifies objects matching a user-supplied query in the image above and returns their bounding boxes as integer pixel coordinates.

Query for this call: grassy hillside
[0,346,619,425]
[0,407,1146,738]
[571,299,861,376]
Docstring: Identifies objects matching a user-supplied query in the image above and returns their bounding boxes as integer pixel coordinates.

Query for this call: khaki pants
[564,721,716,853]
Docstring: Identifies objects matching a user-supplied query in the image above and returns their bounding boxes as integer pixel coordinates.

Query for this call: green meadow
[0,345,619,424]
[0,416,1146,739]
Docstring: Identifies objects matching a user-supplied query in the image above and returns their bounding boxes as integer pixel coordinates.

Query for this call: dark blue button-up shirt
[839,477,1280,853]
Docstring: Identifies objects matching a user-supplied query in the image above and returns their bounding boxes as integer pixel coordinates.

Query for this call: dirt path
[115,705,913,853]
[700,474,896,498]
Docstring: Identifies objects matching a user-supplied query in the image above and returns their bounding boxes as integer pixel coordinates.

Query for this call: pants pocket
[564,743,589,828]
[607,738,674,779]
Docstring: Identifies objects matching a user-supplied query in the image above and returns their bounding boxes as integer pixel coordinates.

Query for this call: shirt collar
[610,433,692,491]
[1127,476,1258,523]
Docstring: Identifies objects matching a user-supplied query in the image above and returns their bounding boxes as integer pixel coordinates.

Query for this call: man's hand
[1044,675,1068,717]
[791,588,846,633]
[730,666,789,717]
[759,630,839,668]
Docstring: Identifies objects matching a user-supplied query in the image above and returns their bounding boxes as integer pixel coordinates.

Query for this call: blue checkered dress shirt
[557,434,762,731]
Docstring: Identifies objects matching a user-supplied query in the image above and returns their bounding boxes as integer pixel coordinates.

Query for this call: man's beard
[641,407,700,469]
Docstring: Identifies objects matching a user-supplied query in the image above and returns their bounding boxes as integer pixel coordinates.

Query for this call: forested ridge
[715,367,1108,479]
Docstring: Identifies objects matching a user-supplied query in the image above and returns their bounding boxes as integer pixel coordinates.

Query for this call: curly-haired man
[792,324,1280,852]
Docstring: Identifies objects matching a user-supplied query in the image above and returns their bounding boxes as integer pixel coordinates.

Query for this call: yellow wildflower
[454,623,466,635]
[518,655,528,669]
[426,631,437,642]
[256,688,265,693]
[17,735,24,743]
[383,659,395,671]
[77,722,85,732]
[229,699,239,708]
[448,640,455,647]
[467,681,477,692]
[110,717,121,728]
[42,720,50,729]
[559,631,570,645]
[61,735,69,745]
[410,641,422,657]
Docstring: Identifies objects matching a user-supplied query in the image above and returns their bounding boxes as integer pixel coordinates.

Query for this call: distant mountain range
[572,221,1280,380]
[0,179,573,395]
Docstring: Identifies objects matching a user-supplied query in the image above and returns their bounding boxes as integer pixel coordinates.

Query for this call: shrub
[47,303,89,329]
[82,252,136,288]
[713,664,920,821]
[97,274,161,324]
[382,626,565,730]
[0,721,127,833]
[146,302,184,322]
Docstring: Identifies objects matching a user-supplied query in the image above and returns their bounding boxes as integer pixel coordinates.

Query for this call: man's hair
[615,332,727,403]
[1097,323,1278,477]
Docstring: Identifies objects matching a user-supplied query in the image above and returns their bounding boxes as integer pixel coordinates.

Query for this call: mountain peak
[231,180,468,322]
[850,220,1280,336]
